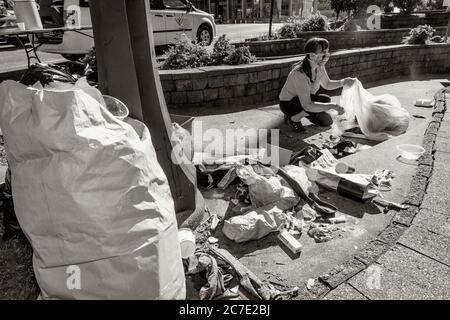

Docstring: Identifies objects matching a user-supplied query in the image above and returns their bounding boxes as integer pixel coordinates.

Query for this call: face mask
[321,53,330,64]
[308,52,330,65]
[308,53,321,65]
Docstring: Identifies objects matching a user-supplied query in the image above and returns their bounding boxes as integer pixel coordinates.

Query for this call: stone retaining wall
[381,11,450,29]
[237,27,447,57]
[160,43,450,111]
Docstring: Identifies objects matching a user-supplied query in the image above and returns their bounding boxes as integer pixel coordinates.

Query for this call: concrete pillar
[289,0,293,16]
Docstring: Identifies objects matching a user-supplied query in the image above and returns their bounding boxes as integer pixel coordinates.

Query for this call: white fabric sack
[337,80,410,141]
[0,80,185,299]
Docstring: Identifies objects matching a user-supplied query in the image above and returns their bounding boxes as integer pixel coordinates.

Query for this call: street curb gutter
[300,88,449,300]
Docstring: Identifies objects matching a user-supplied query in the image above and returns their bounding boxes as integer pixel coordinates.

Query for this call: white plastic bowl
[102,95,129,120]
[397,144,425,160]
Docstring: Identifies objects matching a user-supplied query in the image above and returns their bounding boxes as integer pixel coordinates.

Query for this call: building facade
[192,0,317,23]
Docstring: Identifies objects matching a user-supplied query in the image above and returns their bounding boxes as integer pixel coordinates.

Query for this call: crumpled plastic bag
[171,122,193,164]
[335,79,410,141]
[222,205,286,243]
[235,165,298,209]
[281,165,319,195]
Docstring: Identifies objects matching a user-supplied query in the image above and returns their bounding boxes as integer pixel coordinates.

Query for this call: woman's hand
[342,77,357,88]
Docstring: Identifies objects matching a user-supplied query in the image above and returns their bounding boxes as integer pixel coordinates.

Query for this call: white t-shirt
[279,64,329,103]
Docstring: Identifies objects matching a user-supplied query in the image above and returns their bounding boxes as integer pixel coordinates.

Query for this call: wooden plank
[89,0,200,214]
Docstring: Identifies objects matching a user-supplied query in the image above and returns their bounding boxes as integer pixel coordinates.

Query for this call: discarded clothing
[188,253,226,300]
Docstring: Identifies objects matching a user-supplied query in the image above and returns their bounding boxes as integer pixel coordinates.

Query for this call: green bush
[161,37,212,70]
[277,16,304,38]
[211,34,234,65]
[340,18,360,31]
[430,35,443,43]
[299,13,329,31]
[224,46,257,65]
[161,35,256,70]
[274,13,329,39]
[402,24,435,44]
[393,0,422,15]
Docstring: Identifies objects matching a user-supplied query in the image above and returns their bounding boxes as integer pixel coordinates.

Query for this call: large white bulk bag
[0,79,185,299]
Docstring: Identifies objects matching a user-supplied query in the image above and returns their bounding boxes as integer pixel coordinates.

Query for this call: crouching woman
[279,37,356,132]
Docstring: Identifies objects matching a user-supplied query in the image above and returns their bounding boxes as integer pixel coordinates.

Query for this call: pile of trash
[178,140,400,300]
[192,143,396,249]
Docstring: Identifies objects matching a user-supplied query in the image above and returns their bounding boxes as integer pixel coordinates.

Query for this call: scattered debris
[210,213,220,232]
[208,237,219,244]
[306,278,315,290]
[277,229,302,255]
[187,252,226,300]
[207,245,272,300]
[272,286,299,300]
[327,216,347,224]
[372,198,409,211]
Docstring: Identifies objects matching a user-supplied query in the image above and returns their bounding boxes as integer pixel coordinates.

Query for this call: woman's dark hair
[292,37,329,82]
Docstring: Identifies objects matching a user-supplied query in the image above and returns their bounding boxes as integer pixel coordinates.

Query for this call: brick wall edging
[160,43,450,111]
[235,27,447,57]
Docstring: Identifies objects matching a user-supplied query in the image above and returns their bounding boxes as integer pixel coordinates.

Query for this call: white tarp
[0,79,185,299]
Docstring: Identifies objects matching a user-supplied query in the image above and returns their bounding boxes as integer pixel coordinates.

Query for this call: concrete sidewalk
[189,74,450,299]
[323,90,450,300]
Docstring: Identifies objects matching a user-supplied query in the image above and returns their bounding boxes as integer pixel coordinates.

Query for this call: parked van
[38,0,217,60]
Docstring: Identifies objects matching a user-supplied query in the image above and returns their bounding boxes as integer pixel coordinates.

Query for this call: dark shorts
[280,94,333,127]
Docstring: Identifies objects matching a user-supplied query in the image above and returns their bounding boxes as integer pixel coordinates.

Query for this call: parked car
[38,0,217,60]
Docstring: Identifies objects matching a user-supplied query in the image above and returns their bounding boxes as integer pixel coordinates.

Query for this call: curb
[303,88,449,299]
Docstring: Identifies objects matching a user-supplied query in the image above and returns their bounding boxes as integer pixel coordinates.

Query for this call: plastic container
[12,0,43,30]
[397,144,425,160]
[102,95,129,120]
[178,228,196,259]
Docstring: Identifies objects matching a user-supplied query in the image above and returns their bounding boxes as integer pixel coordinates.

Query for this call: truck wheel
[197,24,212,46]
[61,54,86,61]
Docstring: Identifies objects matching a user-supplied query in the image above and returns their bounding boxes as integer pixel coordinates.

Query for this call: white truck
[38,0,217,60]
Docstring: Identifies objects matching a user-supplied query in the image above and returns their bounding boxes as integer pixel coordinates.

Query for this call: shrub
[393,0,422,15]
[224,46,257,65]
[211,34,234,65]
[161,35,256,69]
[277,16,304,38]
[300,13,329,31]
[430,35,443,43]
[335,18,360,31]
[278,21,302,38]
[402,24,435,44]
[161,37,212,70]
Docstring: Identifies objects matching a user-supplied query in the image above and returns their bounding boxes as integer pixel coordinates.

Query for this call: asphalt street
[0,23,284,73]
